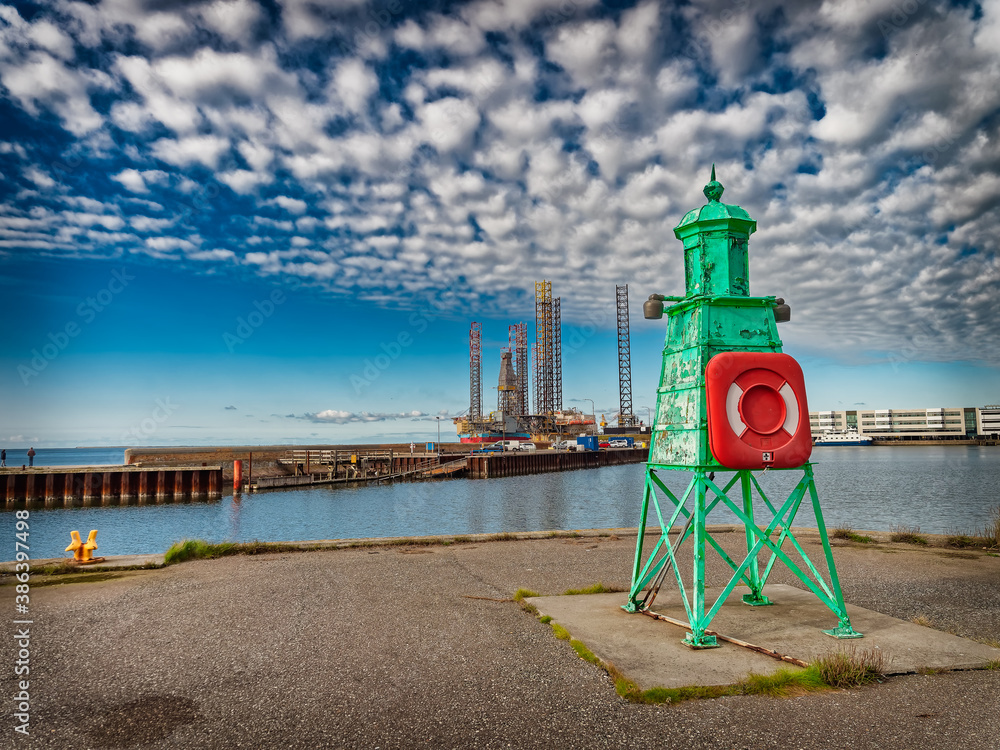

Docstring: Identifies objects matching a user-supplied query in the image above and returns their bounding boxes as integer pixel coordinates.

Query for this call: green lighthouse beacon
[624,167,861,649]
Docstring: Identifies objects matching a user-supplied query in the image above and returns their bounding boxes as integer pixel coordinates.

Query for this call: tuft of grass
[164,538,306,564]
[984,660,1000,671]
[551,622,571,641]
[917,666,951,675]
[164,539,230,564]
[563,582,627,596]
[513,587,541,614]
[381,537,442,547]
[607,663,644,701]
[452,535,473,544]
[946,534,990,549]
[846,532,875,544]
[163,534,499,564]
[813,646,886,688]
[738,666,827,697]
[911,615,934,627]
[487,532,519,542]
[539,615,552,624]
[889,525,928,545]
[988,506,1000,547]
[831,527,874,544]
[607,662,830,705]
[570,638,601,666]
[513,588,540,602]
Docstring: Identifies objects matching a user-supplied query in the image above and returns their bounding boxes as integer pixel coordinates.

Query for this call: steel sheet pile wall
[468,447,647,479]
[2,466,223,504]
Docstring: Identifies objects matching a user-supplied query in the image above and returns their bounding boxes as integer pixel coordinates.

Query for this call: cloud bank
[0,0,998,366]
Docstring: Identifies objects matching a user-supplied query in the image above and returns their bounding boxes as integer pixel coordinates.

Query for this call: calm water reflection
[10,446,999,559]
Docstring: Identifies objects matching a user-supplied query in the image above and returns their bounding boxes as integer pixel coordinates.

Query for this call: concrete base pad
[529,584,1000,689]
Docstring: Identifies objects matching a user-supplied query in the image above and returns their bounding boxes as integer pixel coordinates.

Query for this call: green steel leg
[624,475,653,612]
[806,464,863,639]
[626,471,692,605]
[682,472,719,648]
[740,470,771,607]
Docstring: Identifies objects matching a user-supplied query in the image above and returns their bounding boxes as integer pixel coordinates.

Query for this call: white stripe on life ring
[726,383,747,437]
[779,382,798,435]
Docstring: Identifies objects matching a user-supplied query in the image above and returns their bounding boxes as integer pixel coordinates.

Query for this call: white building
[857,408,966,439]
[809,410,850,435]
[808,406,994,440]
[977,406,1000,437]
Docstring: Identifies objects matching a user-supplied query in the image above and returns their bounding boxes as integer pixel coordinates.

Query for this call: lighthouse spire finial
[703,164,724,202]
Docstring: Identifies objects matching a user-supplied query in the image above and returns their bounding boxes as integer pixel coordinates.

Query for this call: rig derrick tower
[530,343,539,414]
[553,297,563,413]
[617,284,637,428]
[469,321,483,431]
[512,323,529,417]
[534,281,554,415]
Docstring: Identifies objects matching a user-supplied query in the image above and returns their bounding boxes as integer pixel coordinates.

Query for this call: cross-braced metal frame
[623,463,862,648]
[552,298,563,413]
[469,321,482,426]
[616,284,637,428]
[510,323,529,417]
[534,280,554,415]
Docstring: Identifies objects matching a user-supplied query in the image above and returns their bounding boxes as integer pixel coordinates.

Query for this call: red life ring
[705,352,812,469]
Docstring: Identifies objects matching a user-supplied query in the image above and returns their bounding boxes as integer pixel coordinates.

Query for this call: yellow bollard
[65,529,104,564]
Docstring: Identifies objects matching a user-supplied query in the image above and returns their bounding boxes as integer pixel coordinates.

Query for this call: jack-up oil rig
[454,282,593,442]
[453,280,649,443]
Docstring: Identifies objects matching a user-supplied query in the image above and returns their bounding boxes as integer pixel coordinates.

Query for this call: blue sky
[1,0,998,448]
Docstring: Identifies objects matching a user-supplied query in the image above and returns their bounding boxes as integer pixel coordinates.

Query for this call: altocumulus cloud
[302,410,427,424]
[0,0,997,366]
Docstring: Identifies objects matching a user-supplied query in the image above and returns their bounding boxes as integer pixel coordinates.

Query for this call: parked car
[473,443,505,454]
[608,437,634,448]
[598,441,610,448]
[516,442,537,451]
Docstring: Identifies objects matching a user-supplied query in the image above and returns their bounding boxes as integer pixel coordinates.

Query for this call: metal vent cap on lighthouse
[674,164,755,233]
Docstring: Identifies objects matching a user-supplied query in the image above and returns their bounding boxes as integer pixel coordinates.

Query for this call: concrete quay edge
[3,523,994,572]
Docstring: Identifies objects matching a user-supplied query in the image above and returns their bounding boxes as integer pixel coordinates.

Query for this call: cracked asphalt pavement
[2,530,999,749]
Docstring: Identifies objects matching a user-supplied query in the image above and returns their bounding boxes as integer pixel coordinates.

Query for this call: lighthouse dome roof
[673,165,755,234]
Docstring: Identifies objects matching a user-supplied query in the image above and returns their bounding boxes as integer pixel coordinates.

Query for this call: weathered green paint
[626,168,860,647]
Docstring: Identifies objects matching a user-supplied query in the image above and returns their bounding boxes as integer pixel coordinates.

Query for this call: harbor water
[1,447,127,468]
[6,445,999,560]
